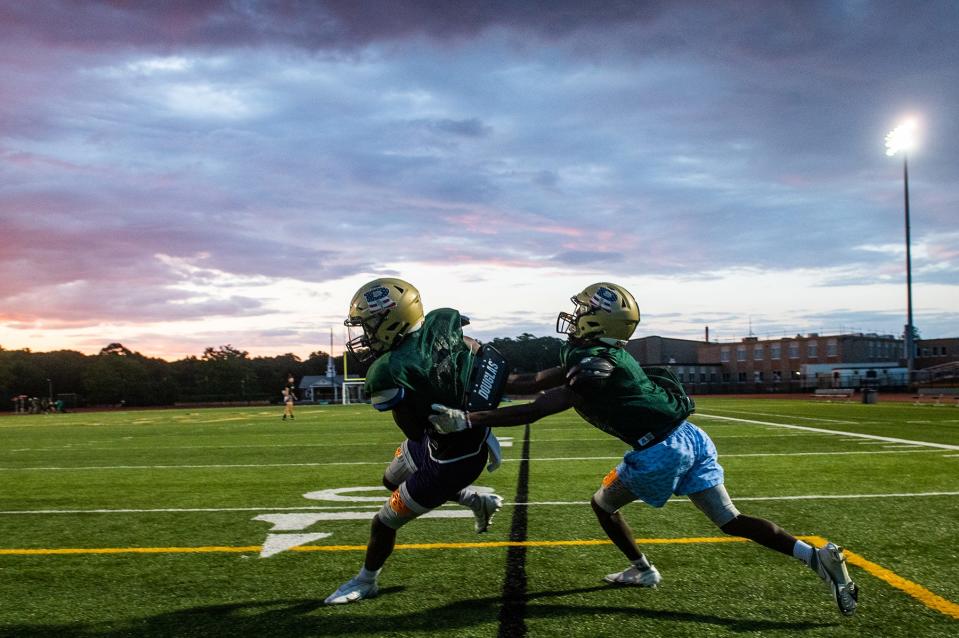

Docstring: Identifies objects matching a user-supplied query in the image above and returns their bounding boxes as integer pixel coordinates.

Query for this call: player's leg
[326,440,488,604]
[382,441,417,491]
[324,480,429,605]
[382,440,501,532]
[591,466,661,587]
[680,422,858,616]
[453,487,503,533]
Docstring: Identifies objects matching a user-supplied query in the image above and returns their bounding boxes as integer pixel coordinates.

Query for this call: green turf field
[1,398,957,637]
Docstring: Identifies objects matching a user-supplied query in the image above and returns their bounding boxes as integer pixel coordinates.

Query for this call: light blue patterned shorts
[596,421,725,510]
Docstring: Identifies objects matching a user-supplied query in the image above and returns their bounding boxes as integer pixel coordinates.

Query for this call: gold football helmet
[345,278,425,361]
[556,282,640,346]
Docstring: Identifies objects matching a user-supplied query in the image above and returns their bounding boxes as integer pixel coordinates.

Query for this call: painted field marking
[698,413,959,451]
[1,535,955,619]
[698,409,861,425]
[2,491,957,516]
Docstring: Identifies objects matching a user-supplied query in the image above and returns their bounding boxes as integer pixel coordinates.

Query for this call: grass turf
[1,398,957,637]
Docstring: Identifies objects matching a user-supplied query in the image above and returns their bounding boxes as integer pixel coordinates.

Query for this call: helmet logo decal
[589,287,618,312]
[364,286,396,312]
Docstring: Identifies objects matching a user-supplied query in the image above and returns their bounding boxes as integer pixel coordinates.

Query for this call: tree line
[0,334,562,409]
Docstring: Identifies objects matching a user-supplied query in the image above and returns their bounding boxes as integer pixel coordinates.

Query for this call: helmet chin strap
[598,336,627,348]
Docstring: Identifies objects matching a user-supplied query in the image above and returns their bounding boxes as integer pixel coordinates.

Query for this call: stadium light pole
[884,118,918,386]
[47,378,53,402]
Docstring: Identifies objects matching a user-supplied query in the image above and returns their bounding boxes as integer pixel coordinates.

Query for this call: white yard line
[701,409,860,425]
[2,491,957,515]
[698,413,959,451]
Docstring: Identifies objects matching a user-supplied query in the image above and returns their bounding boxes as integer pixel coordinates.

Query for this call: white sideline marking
[698,413,959,451]
[700,409,859,425]
[2,491,957,515]
[0,448,945,472]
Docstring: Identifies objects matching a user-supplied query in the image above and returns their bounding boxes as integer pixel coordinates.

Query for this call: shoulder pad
[566,355,616,387]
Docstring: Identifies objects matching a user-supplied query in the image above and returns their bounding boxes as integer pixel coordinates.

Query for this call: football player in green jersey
[430,282,858,616]
[324,277,504,605]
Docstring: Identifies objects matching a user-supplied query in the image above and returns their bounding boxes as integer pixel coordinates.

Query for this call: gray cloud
[1,1,957,343]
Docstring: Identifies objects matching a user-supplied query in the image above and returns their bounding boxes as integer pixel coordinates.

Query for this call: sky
[1,0,957,360]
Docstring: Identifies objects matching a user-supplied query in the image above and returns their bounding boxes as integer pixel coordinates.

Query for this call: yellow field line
[2,535,957,619]
[0,537,748,556]
[843,548,959,620]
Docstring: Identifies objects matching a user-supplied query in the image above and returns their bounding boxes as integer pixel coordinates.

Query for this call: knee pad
[688,485,740,528]
[383,442,417,488]
[592,467,637,514]
[376,483,430,530]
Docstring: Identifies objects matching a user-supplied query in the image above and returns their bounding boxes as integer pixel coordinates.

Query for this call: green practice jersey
[365,308,487,460]
[561,342,690,448]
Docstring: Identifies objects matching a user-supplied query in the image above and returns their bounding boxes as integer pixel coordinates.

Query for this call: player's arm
[504,365,566,394]
[474,386,574,426]
[430,386,574,432]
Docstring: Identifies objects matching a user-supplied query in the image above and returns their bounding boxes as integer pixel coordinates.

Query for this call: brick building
[628,332,912,393]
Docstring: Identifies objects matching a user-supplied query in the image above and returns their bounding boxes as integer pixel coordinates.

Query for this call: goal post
[342,378,366,405]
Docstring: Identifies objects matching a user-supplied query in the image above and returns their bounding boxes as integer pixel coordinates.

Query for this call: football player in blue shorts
[429,282,858,616]
[324,277,504,605]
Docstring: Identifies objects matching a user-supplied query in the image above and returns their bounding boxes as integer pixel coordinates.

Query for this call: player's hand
[566,356,615,386]
[429,403,471,433]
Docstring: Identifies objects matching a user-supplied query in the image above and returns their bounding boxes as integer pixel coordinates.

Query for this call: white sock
[793,540,814,566]
[358,566,381,582]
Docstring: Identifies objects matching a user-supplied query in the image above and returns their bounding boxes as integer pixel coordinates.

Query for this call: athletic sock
[631,554,652,570]
[358,566,381,583]
[793,540,814,566]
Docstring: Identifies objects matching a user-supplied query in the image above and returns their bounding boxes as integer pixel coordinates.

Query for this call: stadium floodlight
[884,118,918,157]
[885,117,920,385]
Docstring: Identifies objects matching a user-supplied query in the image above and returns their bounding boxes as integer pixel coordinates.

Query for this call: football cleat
[324,576,379,605]
[811,542,858,616]
[470,492,504,533]
[603,563,661,587]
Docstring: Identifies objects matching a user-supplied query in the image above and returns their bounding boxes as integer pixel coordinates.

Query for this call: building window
[710,372,717,382]
[773,370,782,382]
[677,372,684,382]
[722,372,731,382]
[720,348,730,362]
[789,342,799,358]
[753,346,763,360]
[738,372,747,382]
[737,347,746,362]
[827,339,838,357]
[808,342,818,358]
[771,344,781,359]
[754,371,764,381]
[700,373,707,382]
